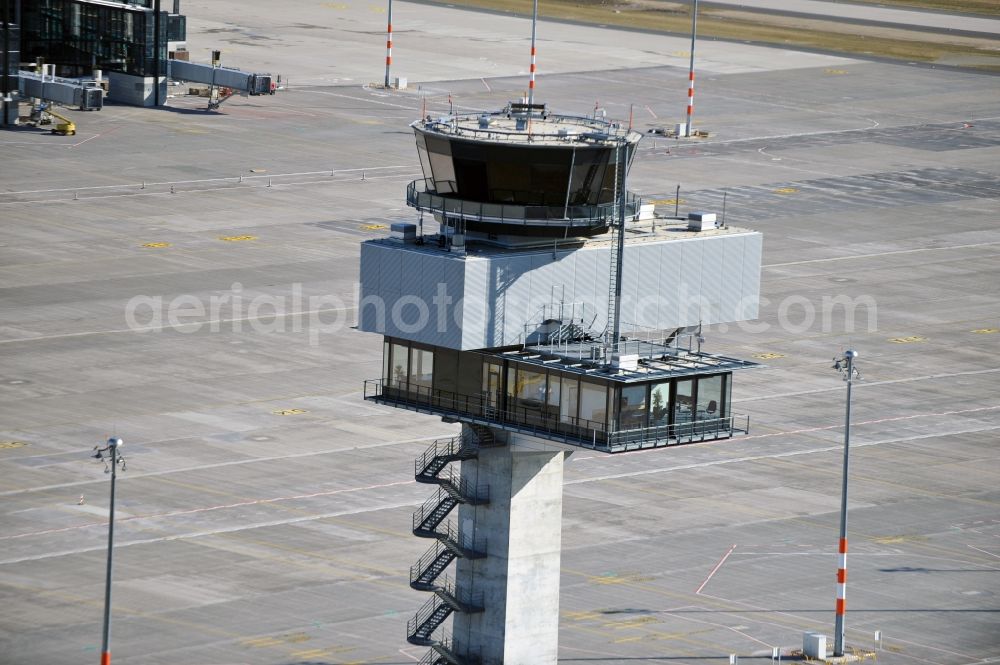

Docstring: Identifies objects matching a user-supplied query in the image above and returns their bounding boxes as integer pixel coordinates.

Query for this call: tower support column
[453,432,566,665]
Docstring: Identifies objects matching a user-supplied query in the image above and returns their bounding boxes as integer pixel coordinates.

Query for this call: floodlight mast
[94,436,125,665]
[832,349,859,656]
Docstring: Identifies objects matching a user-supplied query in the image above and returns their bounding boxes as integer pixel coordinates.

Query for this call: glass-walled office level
[414,130,634,207]
[375,337,734,447]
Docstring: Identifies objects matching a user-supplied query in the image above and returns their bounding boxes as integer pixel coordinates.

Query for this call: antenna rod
[384,0,393,89]
[685,0,698,137]
[610,141,627,352]
[528,0,538,107]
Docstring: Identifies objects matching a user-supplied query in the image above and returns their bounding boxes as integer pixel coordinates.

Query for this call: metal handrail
[366,378,748,453]
[415,434,474,478]
[411,541,453,585]
[413,487,458,534]
[408,522,487,587]
[407,583,485,641]
[432,574,485,612]
[416,110,634,143]
[606,413,750,451]
[437,467,489,503]
[412,473,490,533]
[435,519,486,557]
[406,180,641,227]
[368,378,611,449]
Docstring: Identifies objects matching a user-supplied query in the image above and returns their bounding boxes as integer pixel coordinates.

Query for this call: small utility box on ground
[803,631,828,658]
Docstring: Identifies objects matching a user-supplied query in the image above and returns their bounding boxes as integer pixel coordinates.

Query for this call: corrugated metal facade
[358,231,762,350]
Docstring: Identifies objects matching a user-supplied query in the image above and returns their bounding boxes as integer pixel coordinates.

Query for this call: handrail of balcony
[405,180,641,227]
[367,378,749,453]
[416,110,634,143]
[366,378,610,450]
[606,413,749,452]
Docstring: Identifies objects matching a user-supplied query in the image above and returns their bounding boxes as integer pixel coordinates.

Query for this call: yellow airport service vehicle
[29,102,77,136]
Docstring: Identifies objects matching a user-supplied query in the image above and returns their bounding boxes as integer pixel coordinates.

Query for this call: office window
[697,375,723,421]
[579,380,608,429]
[388,342,408,387]
[650,381,670,426]
[674,379,694,425]
[409,347,434,394]
[382,339,390,384]
[559,376,578,424]
[619,384,647,430]
[513,367,545,403]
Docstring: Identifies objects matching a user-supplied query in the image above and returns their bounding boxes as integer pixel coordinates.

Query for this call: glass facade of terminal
[370,337,738,451]
[19,0,175,77]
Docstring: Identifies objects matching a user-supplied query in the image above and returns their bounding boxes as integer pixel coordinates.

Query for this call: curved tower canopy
[409,102,643,237]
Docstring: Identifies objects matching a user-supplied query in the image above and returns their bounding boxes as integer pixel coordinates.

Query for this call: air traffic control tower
[359,101,763,665]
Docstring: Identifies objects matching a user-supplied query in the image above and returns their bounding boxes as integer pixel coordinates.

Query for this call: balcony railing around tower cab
[364,378,749,453]
[406,180,641,228]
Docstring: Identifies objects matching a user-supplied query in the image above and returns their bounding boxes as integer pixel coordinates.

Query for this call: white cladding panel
[462,258,490,348]
[740,233,763,320]
[700,240,725,323]
[720,235,746,322]
[357,231,762,350]
[652,241,679,327]
[678,239,705,325]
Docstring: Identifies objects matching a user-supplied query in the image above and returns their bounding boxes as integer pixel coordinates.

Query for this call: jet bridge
[19,70,103,111]
[168,59,275,96]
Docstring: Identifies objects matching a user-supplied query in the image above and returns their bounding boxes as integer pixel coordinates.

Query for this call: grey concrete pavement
[1,2,999,664]
[180,0,858,86]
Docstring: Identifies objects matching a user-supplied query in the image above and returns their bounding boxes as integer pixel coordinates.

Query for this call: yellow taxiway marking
[773,187,798,194]
[141,241,171,248]
[0,441,29,449]
[825,69,849,75]
[273,408,308,416]
[242,637,285,648]
[242,632,311,649]
[971,328,999,334]
[563,610,601,621]
[291,645,356,658]
[605,615,657,630]
[361,223,387,230]
[219,235,257,242]
[888,335,927,344]
[590,572,653,585]
[752,352,785,360]
[647,198,684,205]
[670,51,691,58]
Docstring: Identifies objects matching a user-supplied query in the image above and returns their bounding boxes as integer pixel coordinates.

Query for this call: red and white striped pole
[684,0,698,136]
[527,0,538,107]
[835,536,847,650]
[384,0,393,89]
